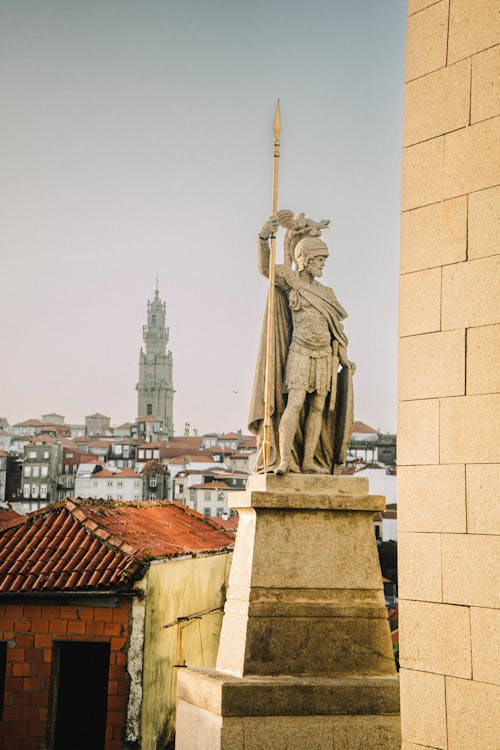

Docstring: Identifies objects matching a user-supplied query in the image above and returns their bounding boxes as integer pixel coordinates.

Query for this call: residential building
[188,481,242,518]
[75,466,143,502]
[0,498,234,750]
[0,452,7,503]
[0,431,11,453]
[41,412,65,425]
[141,459,168,501]
[136,283,174,437]
[85,413,111,436]
[133,416,169,443]
[86,439,111,463]
[108,438,141,469]
[20,435,62,512]
[57,446,100,501]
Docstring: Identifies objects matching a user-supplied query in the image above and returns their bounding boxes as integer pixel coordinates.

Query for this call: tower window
[147,403,153,416]
[152,314,156,325]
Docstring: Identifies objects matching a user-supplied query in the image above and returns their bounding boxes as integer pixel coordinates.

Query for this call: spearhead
[273,99,281,139]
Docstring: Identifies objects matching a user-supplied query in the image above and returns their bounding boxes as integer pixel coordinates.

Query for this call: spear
[263,100,281,473]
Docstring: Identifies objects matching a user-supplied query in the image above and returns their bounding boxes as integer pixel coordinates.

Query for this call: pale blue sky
[0,1,407,433]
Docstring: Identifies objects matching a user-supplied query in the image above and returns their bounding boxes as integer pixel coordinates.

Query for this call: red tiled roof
[141,459,167,476]
[189,482,233,490]
[0,499,234,594]
[352,421,377,433]
[87,440,111,448]
[210,516,239,532]
[16,419,42,427]
[93,467,141,479]
[0,508,22,530]
[169,455,218,465]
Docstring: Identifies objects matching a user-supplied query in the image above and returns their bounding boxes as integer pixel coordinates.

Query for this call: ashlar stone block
[401,136,444,211]
[442,533,500,607]
[398,329,465,400]
[442,255,500,330]
[446,676,500,750]
[405,0,448,82]
[467,324,500,395]
[397,400,440,466]
[470,607,500,685]
[448,0,500,64]
[398,464,466,533]
[400,668,447,749]
[468,184,500,260]
[399,268,441,337]
[403,59,471,146]
[466,463,500,535]
[440,394,500,464]
[399,600,471,678]
[471,44,500,124]
[398,532,442,602]
[443,117,500,200]
[400,196,467,274]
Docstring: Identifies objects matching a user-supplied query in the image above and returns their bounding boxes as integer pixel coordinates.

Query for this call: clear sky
[0,1,407,434]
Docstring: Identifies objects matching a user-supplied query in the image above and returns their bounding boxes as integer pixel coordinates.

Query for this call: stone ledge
[178,668,400,717]
[230,491,385,511]
[246,474,368,494]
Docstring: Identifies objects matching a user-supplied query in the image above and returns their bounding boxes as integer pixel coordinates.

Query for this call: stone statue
[248,211,355,474]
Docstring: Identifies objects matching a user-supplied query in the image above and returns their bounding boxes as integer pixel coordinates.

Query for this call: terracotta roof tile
[0,499,234,594]
[352,421,378,433]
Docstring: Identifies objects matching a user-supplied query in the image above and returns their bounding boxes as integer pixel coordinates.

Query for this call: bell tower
[136,281,174,436]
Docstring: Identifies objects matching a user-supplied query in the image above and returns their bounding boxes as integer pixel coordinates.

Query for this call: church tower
[136,283,174,437]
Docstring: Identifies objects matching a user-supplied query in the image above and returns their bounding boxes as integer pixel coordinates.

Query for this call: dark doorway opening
[52,641,110,750]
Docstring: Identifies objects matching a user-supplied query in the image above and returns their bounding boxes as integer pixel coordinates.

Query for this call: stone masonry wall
[0,599,131,750]
[398,2,499,749]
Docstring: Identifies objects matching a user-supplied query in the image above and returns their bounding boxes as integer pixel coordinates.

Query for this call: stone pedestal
[175,475,400,749]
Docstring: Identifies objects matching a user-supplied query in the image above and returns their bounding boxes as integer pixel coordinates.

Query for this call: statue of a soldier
[248,211,355,474]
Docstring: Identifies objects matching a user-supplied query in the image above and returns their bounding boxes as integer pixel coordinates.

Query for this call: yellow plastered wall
[399,2,499,748]
[140,552,232,750]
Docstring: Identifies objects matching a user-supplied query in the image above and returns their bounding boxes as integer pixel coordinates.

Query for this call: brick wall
[399,1,499,748]
[0,598,131,750]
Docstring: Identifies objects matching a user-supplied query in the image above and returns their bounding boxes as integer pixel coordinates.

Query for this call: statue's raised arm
[248,210,355,475]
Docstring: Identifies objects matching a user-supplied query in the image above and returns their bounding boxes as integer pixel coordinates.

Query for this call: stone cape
[248,271,354,473]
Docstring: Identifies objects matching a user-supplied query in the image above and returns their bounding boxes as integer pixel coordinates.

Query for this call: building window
[32,466,40,478]
[177,484,184,494]
[149,477,157,488]
[107,481,113,487]
[32,485,39,498]
[134,481,141,488]
[204,507,211,517]
[23,484,30,498]
[43,451,49,459]
[41,466,48,477]
[107,495,113,500]
[66,453,73,458]
[117,481,123,488]
[133,495,140,501]
[138,450,144,459]
[204,491,211,503]
[147,403,153,416]
[24,466,31,477]
[149,492,156,501]
[65,465,69,474]
[217,507,224,517]
[40,485,47,499]
[115,445,122,455]
[28,451,36,459]
[146,450,152,459]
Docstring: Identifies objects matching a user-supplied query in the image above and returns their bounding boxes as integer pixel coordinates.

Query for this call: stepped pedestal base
[175,475,400,749]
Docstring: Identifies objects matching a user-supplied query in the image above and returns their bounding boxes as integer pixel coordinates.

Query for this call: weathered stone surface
[401,136,444,211]
[443,117,500,199]
[448,0,500,63]
[176,670,401,749]
[471,44,500,123]
[400,196,467,274]
[442,533,500,608]
[403,59,471,146]
[467,324,500,394]
[470,607,500,684]
[398,329,465,400]
[398,532,442,602]
[398,464,466,533]
[400,668,447,749]
[442,256,500,330]
[440,394,500,464]
[397,399,440,465]
[446,676,500,750]
[399,267,441,337]
[468,184,500,260]
[178,670,400,717]
[399,600,471,678]
[405,0,448,82]
[466,463,500,534]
